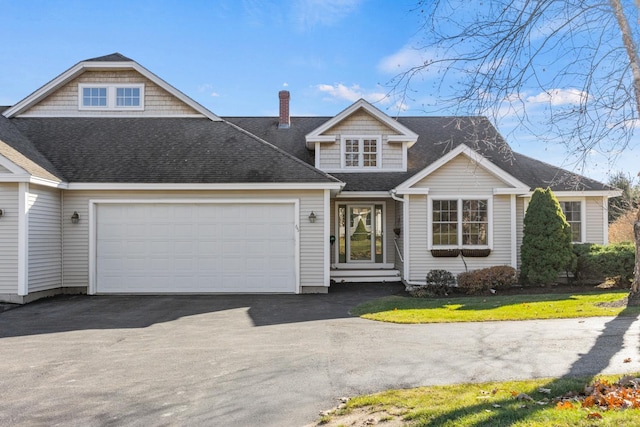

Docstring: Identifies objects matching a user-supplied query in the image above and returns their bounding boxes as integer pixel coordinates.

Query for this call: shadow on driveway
[0,282,404,338]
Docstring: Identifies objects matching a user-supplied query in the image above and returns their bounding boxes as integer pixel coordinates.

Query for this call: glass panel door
[348,206,373,262]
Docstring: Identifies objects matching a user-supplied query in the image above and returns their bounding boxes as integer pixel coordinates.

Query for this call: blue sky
[1,0,638,183]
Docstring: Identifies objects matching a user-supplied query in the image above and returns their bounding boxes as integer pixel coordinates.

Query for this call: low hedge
[572,242,635,285]
[457,266,518,294]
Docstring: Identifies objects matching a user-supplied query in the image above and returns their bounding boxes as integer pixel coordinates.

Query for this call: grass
[350,290,640,323]
[321,374,640,427]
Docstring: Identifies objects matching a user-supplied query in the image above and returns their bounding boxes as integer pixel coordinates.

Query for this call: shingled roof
[9,117,341,184]
[225,116,612,192]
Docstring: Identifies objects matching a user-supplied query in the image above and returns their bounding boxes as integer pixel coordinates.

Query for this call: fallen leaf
[556,401,574,410]
[587,412,603,419]
[624,358,632,363]
[515,392,534,401]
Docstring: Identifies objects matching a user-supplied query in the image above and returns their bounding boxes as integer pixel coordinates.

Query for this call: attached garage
[93,201,298,294]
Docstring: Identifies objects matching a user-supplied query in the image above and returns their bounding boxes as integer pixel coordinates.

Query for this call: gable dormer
[305,99,418,172]
[2,53,220,120]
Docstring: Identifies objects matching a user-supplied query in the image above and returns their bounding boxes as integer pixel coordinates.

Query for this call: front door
[337,204,384,264]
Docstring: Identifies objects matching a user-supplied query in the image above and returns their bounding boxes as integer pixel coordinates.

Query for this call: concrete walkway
[1,283,639,426]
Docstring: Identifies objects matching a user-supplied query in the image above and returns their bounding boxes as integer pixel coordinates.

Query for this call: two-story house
[0,54,618,303]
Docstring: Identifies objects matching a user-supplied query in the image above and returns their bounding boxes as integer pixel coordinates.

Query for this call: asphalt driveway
[1,283,639,426]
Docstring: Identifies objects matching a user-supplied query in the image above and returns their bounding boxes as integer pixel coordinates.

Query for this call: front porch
[330,266,401,283]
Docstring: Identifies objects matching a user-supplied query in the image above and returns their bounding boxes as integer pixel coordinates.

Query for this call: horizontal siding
[326,110,397,135]
[0,184,19,293]
[62,190,327,290]
[319,143,341,169]
[22,70,200,117]
[381,143,403,169]
[316,110,407,171]
[28,186,62,292]
[408,194,514,281]
[585,197,607,243]
[413,155,505,193]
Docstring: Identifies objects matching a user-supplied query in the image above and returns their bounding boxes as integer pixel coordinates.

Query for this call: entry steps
[330,268,401,283]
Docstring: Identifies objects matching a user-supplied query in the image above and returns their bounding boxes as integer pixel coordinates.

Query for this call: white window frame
[79,83,145,111]
[427,196,493,250]
[340,136,381,170]
[559,198,586,243]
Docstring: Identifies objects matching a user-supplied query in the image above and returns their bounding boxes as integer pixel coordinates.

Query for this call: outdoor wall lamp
[308,211,317,223]
[0,209,3,217]
[71,211,80,224]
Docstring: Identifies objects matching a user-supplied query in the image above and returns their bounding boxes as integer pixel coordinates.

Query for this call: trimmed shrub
[457,266,518,295]
[351,218,368,240]
[573,242,635,285]
[520,188,576,285]
[425,269,456,287]
[409,269,458,298]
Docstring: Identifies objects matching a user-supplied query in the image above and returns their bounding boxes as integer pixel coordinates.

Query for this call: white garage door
[96,202,297,293]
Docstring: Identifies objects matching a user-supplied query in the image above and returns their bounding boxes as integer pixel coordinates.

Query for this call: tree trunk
[629,207,640,305]
[609,0,640,305]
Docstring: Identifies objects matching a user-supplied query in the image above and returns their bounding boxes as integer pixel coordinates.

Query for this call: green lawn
[350,291,640,323]
[316,374,640,427]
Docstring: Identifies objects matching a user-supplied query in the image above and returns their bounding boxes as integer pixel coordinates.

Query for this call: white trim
[395,144,530,192]
[558,197,586,243]
[403,195,410,281]
[305,99,418,145]
[17,113,206,118]
[427,195,493,250]
[335,191,391,199]
[67,182,343,191]
[340,135,381,170]
[0,155,29,175]
[0,174,67,188]
[510,194,518,268]
[88,198,301,295]
[395,188,430,195]
[536,190,621,198]
[78,83,145,111]
[323,189,331,287]
[3,59,221,121]
[17,183,29,296]
[494,187,530,195]
[322,168,407,173]
[602,196,609,245]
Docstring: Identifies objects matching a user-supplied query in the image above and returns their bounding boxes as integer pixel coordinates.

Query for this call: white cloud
[526,88,588,106]
[291,0,362,30]
[198,84,220,98]
[378,45,427,74]
[316,83,388,104]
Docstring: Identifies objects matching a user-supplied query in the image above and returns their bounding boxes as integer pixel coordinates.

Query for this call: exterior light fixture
[71,211,80,224]
[308,211,317,223]
[0,209,3,217]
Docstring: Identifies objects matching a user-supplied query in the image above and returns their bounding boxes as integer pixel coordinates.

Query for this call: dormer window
[79,84,144,111]
[342,137,379,169]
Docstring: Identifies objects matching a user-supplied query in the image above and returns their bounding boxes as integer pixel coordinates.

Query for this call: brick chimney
[278,90,290,129]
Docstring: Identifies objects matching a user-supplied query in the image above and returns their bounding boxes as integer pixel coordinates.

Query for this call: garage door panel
[97,203,297,294]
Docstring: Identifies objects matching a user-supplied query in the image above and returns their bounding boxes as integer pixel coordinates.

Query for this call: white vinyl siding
[412,155,505,192]
[21,71,200,117]
[585,197,607,243]
[62,189,327,291]
[27,185,62,292]
[318,143,341,169]
[314,109,407,172]
[405,152,518,281]
[0,184,19,293]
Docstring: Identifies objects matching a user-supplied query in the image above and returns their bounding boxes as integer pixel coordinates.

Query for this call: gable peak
[84,53,134,63]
